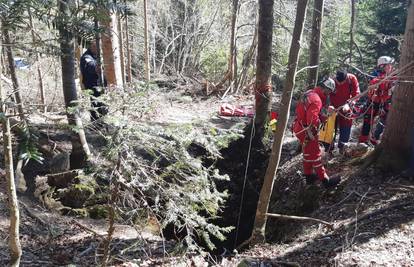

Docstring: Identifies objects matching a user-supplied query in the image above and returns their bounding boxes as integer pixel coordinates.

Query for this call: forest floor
[0,84,414,266]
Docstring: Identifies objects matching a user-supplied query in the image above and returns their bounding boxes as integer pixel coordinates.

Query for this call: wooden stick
[266,213,333,228]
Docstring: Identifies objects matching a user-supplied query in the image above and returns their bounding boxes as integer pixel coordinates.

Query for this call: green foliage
[200,46,228,81]
[85,85,237,253]
[358,0,407,62]
[18,124,44,164]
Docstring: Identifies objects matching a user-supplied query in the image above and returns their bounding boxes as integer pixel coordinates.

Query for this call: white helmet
[377,56,394,66]
[321,77,336,92]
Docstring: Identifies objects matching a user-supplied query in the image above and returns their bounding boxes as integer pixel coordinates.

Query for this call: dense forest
[0,0,413,266]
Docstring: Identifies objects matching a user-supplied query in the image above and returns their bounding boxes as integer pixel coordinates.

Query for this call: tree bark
[254,0,274,138]
[58,0,91,168]
[2,25,25,121]
[117,13,126,86]
[229,0,239,85]
[307,0,324,88]
[379,0,414,170]
[349,0,356,64]
[144,0,150,82]
[125,14,132,82]
[0,33,22,267]
[28,8,46,112]
[101,8,123,87]
[94,18,105,86]
[250,0,309,245]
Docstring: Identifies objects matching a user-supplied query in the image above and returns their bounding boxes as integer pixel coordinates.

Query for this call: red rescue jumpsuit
[330,73,360,148]
[359,73,395,143]
[293,87,328,180]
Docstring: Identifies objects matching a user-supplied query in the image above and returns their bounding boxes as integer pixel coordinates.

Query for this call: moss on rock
[88,205,109,219]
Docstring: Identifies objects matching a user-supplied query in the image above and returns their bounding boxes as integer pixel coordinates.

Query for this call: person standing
[330,70,360,152]
[80,41,108,122]
[293,77,341,187]
[359,56,396,145]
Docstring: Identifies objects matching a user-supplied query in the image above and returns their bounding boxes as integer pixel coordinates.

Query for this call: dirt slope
[224,157,414,266]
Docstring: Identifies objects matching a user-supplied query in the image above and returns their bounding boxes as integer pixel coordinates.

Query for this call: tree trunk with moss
[254,0,274,139]
[379,0,414,171]
[250,0,309,245]
[307,0,324,88]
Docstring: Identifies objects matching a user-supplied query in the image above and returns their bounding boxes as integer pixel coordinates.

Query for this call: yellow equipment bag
[318,112,337,144]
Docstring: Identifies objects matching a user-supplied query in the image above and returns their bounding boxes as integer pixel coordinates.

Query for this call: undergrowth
[84,84,243,253]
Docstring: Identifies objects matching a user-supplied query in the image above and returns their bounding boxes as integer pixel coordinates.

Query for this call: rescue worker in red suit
[359,56,396,145]
[293,78,341,187]
[330,70,360,152]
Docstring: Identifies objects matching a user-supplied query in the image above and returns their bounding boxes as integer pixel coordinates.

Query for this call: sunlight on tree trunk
[379,0,414,171]
[307,0,324,88]
[254,0,274,138]
[144,0,151,82]
[0,38,22,267]
[250,0,309,245]
[101,8,123,87]
[118,13,126,86]
[125,14,132,82]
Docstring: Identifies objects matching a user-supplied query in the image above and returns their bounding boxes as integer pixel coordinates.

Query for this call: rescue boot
[322,174,341,188]
[305,174,318,185]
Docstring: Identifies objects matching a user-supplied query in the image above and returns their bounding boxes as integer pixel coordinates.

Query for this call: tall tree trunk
[2,25,25,121]
[349,0,356,64]
[117,14,125,86]
[254,0,274,139]
[0,35,22,267]
[75,40,83,89]
[125,14,132,82]
[307,0,324,88]
[58,0,91,168]
[236,26,258,94]
[250,0,309,245]
[94,18,105,86]
[229,0,239,85]
[379,0,414,170]
[144,0,150,82]
[101,8,123,87]
[28,8,46,112]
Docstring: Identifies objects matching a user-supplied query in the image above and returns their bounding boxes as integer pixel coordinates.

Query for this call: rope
[234,83,272,246]
[233,113,256,248]
[335,102,373,121]
[334,60,414,112]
